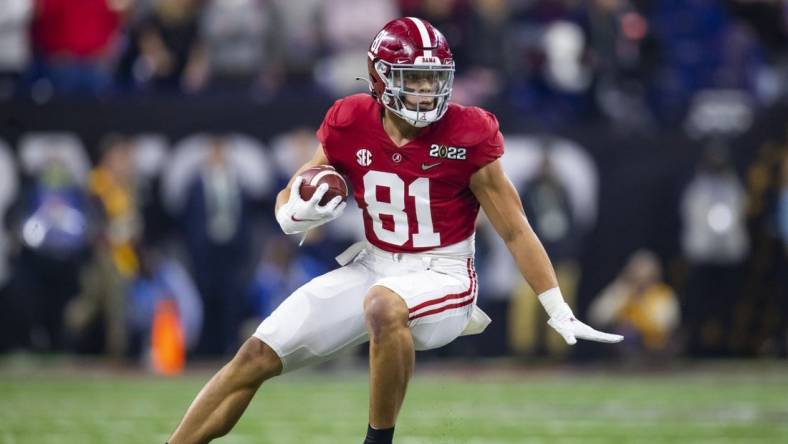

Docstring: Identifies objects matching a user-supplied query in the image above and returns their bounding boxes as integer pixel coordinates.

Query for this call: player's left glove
[538,288,624,345]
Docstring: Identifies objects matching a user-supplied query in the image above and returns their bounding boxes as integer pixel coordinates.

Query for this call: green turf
[1,362,788,443]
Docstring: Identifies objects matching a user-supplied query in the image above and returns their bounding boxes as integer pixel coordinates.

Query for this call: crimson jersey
[317,94,504,253]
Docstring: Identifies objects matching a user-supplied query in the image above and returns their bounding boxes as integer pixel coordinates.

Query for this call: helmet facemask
[374,59,454,128]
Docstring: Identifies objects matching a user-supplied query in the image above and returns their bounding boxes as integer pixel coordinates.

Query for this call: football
[298,165,349,206]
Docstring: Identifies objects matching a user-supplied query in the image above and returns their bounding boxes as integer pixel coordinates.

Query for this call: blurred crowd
[0,125,785,366]
[0,0,787,368]
[0,130,365,363]
[1,0,787,127]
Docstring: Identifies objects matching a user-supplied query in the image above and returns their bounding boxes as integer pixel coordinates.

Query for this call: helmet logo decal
[356,148,373,167]
[370,30,387,54]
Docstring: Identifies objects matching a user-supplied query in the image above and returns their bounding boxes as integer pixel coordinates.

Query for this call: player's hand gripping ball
[298,165,349,206]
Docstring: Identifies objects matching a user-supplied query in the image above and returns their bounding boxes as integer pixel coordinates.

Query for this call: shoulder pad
[442,104,500,147]
[324,94,375,129]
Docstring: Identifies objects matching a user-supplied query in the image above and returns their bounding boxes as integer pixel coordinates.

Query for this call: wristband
[538,287,573,321]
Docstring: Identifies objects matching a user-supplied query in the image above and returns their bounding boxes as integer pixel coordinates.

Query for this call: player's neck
[382,109,425,147]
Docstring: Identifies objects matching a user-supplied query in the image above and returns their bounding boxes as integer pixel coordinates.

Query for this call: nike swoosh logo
[421,162,442,171]
[291,215,322,222]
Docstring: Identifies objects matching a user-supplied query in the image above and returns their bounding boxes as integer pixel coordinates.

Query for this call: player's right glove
[276,176,346,235]
[538,287,624,345]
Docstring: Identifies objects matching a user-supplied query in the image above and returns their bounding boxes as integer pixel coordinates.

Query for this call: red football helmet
[367,17,455,127]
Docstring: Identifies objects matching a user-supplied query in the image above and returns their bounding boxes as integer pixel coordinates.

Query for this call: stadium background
[0,0,787,443]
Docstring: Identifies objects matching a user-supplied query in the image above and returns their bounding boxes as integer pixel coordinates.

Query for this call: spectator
[314,0,398,96]
[198,0,284,96]
[726,0,788,104]
[88,134,142,278]
[269,0,323,88]
[65,135,142,359]
[465,0,511,76]
[0,0,33,99]
[131,0,205,92]
[167,134,271,355]
[589,249,680,361]
[586,0,659,130]
[6,135,92,352]
[451,0,510,106]
[680,143,749,355]
[734,139,786,356]
[29,0,129,96]
[521,149,579,261]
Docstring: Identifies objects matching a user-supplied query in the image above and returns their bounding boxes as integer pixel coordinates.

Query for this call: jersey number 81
[363,171,440,248]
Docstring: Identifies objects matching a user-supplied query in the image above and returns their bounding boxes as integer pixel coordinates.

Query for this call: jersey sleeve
[316,96,364,167]
[469,109,504,169]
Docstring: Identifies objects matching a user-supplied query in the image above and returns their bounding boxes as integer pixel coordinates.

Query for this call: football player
[167,17,622,444]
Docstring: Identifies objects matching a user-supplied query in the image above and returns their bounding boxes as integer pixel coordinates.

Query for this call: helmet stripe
[407,17,433,49]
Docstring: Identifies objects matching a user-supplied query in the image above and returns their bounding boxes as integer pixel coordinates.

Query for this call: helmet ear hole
[375,60,388,78]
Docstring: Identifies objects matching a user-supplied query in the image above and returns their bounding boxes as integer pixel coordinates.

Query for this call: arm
[470,160,623,345]
[470,159,558,294]
[274,144,344,234]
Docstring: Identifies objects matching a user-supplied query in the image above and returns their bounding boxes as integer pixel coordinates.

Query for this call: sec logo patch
[356,148,372,166]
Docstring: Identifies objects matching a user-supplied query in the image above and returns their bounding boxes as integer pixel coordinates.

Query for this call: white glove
[276,176,346,234]
[539,288,624,345]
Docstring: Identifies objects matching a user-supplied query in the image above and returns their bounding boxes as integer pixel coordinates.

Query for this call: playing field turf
[1,360,787,444]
